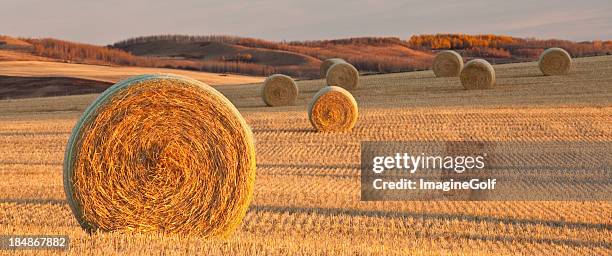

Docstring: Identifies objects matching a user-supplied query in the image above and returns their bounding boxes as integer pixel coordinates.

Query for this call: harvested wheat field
[0,56,611,255]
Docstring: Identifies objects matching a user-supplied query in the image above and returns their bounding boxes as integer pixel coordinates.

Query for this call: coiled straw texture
[308,86,358,132]
[432,50,464,77]
[460,59,496,90]
[63,74,256,238]
[539,47,572,76]
[262,74,298,107]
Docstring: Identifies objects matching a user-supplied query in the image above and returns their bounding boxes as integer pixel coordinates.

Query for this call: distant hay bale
[262,74,298,107]
[326,62,359,90]
[539,48,572,76]
[307,86,358,132]
[320,58,346,78]
[63,74,256,238]
[432,50,464,77]
[460,59,496,89]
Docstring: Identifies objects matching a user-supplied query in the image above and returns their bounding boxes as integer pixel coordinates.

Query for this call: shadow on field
[0,75,112,100]
[0,161,61,165]
[257,163,359,178]
[449,232,608,249]
[496,73,543,79]
[250,204,612,239]
[257,163,359,170]
[1,198,66,205]
[252,128,314,133]
[0,131,71,136]
[251,205,611,248]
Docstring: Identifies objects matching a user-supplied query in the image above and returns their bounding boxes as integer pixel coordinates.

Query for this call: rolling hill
[119,40,320,66]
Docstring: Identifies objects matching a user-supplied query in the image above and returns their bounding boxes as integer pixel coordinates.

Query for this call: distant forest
[408,34,612,59]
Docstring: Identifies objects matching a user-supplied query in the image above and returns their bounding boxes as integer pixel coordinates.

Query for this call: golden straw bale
[307,86,358,132]
[63,74,256,238]
[262,74,298,107]
[432,50,464,77]
[460,59,496,90]
[326,61,359,90]
[320,58,346,78]
[539,47,572,76]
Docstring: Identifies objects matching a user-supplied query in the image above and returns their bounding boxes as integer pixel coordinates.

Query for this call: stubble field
[0,56,610,255]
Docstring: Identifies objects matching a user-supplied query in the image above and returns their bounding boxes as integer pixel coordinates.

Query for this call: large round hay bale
[307,86,358,132]
[326,62,359,90]
[460,59,496,89]
[432,50,464,77]
[63,74,256,238]
[539,47,572,76]
[262,74,298,107]
[320,58,346,78]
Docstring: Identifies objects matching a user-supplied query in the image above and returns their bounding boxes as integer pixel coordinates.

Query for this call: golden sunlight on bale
[63,74,256,238]
[460,59,496,90]
[320,58,346,78]
[432,50,464,77]
[262,74,299,107]
[307,86,358,132]
[326,61,359,90]
[539,47,572,76]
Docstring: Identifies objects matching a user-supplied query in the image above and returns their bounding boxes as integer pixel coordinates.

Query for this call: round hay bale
[460,59,496,89]
[432,50,464,77]
[63,74,256,237]
[320,58,346,78]
[539,47,572,76]
[326,62,359,90]
[262,74,298,107]
[307,86,358,132]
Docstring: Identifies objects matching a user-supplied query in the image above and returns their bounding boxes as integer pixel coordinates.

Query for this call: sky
[1,0,611,45]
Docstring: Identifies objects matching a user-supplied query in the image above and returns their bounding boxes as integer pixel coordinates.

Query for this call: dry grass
[65,75,256,237]
[0,61,264,85]
[0,56,611,255]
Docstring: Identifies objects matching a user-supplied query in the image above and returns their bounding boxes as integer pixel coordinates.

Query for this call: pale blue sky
[1,0,610,45]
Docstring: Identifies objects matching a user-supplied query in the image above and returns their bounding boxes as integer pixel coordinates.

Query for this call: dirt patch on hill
[0,76,112,100]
